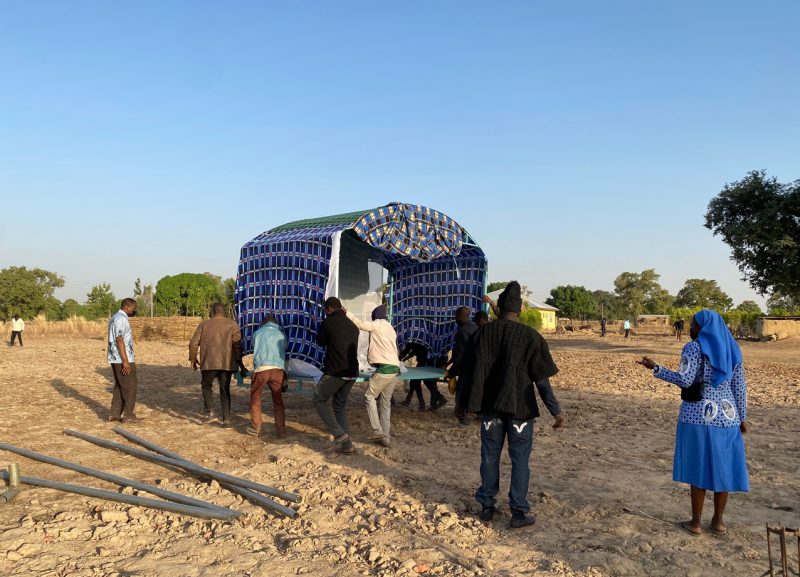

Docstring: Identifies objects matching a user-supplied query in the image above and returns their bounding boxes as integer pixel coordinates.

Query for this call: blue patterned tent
[235,202,488,368]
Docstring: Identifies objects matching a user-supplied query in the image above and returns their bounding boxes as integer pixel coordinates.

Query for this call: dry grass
[20,315,106,339]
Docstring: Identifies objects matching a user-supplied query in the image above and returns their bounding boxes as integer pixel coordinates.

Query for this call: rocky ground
[1,333,798,577]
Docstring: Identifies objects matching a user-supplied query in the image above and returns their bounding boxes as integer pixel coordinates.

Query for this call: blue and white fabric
[107,310,135,364]
[235,203,487,369]
[693,309,743,388]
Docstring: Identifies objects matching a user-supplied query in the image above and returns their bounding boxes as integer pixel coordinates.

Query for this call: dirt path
[1,335,798,577]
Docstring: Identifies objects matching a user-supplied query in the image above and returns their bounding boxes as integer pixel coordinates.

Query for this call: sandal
[245,426,261,436]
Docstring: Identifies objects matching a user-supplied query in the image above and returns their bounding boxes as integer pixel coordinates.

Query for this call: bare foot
[709,521,727,534]
[680,521,703,535]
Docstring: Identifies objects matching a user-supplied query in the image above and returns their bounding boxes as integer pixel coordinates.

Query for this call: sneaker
[202,413,216,424]
[509,512,536,529]
[479,506,495,522]
[107,416,122,423]
[368,431,385,442]
[334,440,355,454]
[380,437,391,448]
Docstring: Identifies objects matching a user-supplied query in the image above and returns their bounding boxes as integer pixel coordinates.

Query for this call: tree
[62,299,85,318]
[735,300,763,315]
[155,273,220,316]
[0,266,65,320]
[487,281,510,293]
[134,278,154,317]
[705,170,800,298]
[592,290,623,320]
[674,279,733,311]
[546,285,597,320]
[613,269,672,319]
[84,283,117,320]
[519,309,542,331]
[222,277,236,312]
[766,292,800,316]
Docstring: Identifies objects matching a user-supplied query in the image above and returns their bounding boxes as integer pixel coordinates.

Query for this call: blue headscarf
[693,309,742,387]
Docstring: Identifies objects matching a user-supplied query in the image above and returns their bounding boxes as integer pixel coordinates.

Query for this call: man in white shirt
[9,314,24,347]
[107,298,142,423]
[345,304,400,448]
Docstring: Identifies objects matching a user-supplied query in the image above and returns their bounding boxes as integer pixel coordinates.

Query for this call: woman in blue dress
[637,309,749,535]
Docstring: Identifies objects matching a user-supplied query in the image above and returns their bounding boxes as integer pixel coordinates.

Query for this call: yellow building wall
[537,309,557,331]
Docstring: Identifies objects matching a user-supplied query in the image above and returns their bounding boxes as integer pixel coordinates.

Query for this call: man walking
[247,315,287,438]
[600,317,607,337]
[468,282,563,529]
[345,304,400,448]
[189,302,243,427]
[623,318,631,339]
[314,297,360,454]
[674,318,685,340]
[448,306,478,425]
[107,298,141,423]
[9,314,24,347]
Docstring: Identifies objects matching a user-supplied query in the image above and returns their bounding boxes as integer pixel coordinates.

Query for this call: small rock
[7,551,23,562]
[19,515,34,527]
[209,480,221,491]
[414,565,431,574]
[127,507,143,519]
[100,510,129,523]
[16,544,37,557]
[97,547,112,557]
[121,486,135,495]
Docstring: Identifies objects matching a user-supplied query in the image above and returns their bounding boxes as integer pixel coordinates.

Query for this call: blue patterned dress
[654,340,749,492]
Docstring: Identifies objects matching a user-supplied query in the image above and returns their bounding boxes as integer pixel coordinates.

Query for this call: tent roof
[486,289,559,311]
[268,208,379,233]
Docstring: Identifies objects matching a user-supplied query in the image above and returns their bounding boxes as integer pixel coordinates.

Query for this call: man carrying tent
[247,315,287,439]
[447,306,478,426]
[314,297,360,454]
[189,302,243,427]
[345,304,400,448]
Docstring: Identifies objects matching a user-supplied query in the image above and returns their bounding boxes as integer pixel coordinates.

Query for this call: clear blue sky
[1,1,797,307]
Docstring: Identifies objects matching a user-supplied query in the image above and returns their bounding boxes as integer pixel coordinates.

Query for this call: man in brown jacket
[189,302,243,427]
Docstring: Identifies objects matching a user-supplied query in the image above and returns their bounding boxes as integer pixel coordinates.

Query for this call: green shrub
[519,309,543,331]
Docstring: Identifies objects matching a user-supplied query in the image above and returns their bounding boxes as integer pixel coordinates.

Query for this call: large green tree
[591,290,622,319]
[613,269,673,318]
[705,170,800,298]
[766,292,800,316]
[546,285,597,319]
[0,266,65,320]
[735,300,764,315]
[674,279,733,311]
[61,298,85,318]
[155,273,220,316]
[84,283,117,320]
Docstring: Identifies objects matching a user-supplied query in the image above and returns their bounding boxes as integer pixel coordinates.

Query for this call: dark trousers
[624,329,630,338]
[600,326,606,337]
[110,363,138,419]
[313,375,354,439]
[201,370,233,423]
[475,414,534,514]
[250,368,286,433]
[404,378,443,406]
[10,331,23,346]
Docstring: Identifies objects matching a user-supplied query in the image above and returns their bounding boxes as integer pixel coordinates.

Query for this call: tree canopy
[735,300,763,315]
[674,279,733,311]
[155,273,221,316]
[613,269,674,318]
[84,283,118,320]
[546,285,597,319]
[0,266,65,320]
[705,170,800,298]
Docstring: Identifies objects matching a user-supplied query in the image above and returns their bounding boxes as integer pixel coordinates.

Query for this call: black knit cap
[498,281,523,314]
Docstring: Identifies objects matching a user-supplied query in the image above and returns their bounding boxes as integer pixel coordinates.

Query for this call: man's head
[371,304,388,321]
[324,297,343,315]
[454,306,471,325]
[474,311,490,326]
[498,281,523,317]
[262,314,278,326]
[211,302,226,317]
[12,314,19,320]
[120,298,137,317]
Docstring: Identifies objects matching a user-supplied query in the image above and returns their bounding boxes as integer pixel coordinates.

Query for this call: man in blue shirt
[107,298,142,423]
[247,315,287,438]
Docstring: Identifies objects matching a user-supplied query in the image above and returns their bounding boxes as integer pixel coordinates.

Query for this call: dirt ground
[1,332,798,577]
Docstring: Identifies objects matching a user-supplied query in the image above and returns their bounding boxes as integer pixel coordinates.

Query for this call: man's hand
[636,356,656,370]
[121,362,132,376]
[192,359,199,371]
[740,422,748,434]
[552,414,564,429]
[482,295,494,305]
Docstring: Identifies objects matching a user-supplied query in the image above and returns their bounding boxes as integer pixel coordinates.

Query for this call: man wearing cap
[468,281,564,529]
